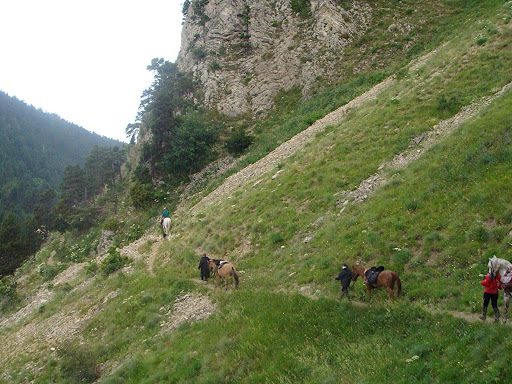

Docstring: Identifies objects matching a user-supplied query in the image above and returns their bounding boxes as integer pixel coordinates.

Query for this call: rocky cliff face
[177,0,373,117]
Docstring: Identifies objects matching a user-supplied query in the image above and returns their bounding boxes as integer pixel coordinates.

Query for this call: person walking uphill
[335,263,352,300]
[480,271,502,322]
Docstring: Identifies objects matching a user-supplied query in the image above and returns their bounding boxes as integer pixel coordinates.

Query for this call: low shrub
[100,250,129,276]
[0,275,17,308]
[38,263,64,282]
[57,342,100,383]
[290,0,311,18]
[226,128,254,155]
[104,217,120,232]
[85,261,99,276]
[270,232,284,244]
[436,94,460,113]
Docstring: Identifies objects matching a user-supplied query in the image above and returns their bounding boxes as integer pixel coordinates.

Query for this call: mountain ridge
[0,90,123,219]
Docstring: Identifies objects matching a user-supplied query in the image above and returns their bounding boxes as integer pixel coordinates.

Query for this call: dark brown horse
[208,259,239,290]
[352,265,401,300]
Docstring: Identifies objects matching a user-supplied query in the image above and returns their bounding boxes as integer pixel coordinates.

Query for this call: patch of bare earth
[118,233,161,275]
[158,292,217,334]
[336,81,512,211]
[189,76,395,214]
[185,47,461,215]
[0,262,87,331]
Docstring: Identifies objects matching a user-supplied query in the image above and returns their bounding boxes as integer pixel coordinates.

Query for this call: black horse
[198,254,211,281]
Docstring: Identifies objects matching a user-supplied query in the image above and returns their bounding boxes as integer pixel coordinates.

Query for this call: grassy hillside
[1,1,512,383]
[181,0,511,206]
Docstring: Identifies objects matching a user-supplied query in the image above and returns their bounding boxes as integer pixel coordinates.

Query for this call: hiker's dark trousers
[483,292,498,310]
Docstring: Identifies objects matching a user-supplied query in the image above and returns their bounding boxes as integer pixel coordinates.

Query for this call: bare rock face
[177,0,372,117]
[97,230,115,255]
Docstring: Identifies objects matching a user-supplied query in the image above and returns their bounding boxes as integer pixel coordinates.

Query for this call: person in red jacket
[479,272,502,322]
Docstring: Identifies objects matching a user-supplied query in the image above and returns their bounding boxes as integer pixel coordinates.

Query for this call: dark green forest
[0,91,123,219]
[0,91,124,276]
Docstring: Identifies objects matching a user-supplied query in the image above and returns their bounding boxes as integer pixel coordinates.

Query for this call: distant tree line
[0,145,125,277]
[0,91,124,277]
[0,91,122,220]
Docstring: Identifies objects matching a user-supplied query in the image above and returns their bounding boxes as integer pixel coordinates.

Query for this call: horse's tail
[393,273,402,297]
[232,267,239,288]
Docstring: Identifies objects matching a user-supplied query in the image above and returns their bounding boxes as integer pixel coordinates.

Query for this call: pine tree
[33,188,58,239]
[0,212,23,277]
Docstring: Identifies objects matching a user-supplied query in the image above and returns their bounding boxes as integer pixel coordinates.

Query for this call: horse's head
[488,255,512,279]
[488,257,496,280]
[352,265,361,282]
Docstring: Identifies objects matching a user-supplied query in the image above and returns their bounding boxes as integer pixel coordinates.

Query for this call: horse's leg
[504,293,510,323]
[386,287,394,300]
[225,276,229,290]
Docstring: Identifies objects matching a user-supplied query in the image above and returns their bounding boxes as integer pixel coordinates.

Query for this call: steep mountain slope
[178,0,498,117]
[1,1,512,383]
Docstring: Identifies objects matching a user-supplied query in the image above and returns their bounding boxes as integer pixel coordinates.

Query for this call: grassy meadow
[2,1,512,383]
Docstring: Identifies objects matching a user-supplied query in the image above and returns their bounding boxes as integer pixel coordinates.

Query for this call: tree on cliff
[136,59,219,185]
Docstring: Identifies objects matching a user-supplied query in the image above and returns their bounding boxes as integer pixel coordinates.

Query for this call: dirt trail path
[336,80,512,208]
[188,46,463,215]
[340,298,511,326]
[189,75,395,214]
[118,233,161,275]
[3,44,512,378]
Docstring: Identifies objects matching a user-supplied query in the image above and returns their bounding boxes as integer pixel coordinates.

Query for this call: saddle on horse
[365,266,385,287]
[213,259,228,275]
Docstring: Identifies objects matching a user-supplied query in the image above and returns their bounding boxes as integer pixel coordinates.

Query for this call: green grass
[184,0,506,205]
[3,1,512,383]
[177,13,512,268]
[94,292,512,384]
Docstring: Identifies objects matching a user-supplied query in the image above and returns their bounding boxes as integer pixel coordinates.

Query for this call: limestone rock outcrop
[177,0,372,116]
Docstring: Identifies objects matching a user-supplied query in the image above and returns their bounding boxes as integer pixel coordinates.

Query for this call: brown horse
[352,265,401,301]
[208,259,239,290]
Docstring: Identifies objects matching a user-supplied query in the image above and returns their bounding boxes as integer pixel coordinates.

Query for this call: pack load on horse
[365,266,385,287]
[352,265,401,300]
[488,256,512,323]
[211,259,227,275]
[198,254,211,281]
[208,258,239,290]
[501,271,512,292]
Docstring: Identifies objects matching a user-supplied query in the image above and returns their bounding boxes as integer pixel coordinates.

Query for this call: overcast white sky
[0,0,183,142]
